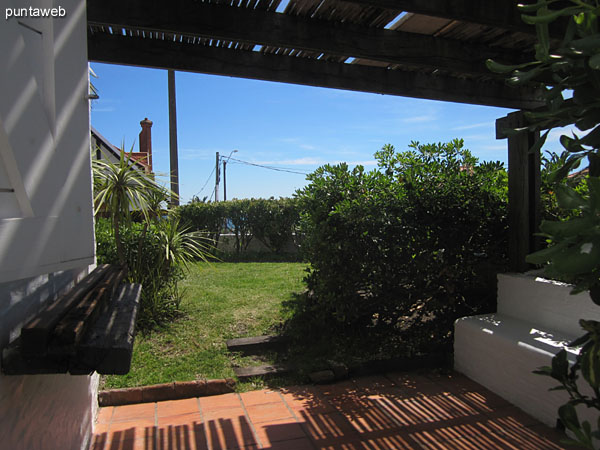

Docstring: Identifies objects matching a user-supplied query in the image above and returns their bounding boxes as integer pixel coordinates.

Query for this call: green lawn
[103,262,307,390]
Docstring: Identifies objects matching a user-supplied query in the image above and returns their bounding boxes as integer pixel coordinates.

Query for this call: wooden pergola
[87,0,547,271]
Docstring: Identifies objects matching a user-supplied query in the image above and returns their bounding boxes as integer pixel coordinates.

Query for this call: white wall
[0,0,98,448]
[455,273,600,427]
[0,270,99,450]
[0,0,94,283]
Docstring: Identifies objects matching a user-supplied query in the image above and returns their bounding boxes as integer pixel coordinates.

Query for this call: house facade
[1,0,97,448]
[91,118,154,174]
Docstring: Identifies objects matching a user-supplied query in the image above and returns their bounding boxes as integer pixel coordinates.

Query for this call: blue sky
[90,62,568,203]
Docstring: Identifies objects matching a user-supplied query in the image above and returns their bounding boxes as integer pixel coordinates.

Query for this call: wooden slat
[340,0,567,37]
[88,33,545,110]
[226,335,288,354]
[20,264,113,354]
[49,267,126,352]
[1,339,69,375]
[3,283,141,375]
[73,283,141,375]
[87,0,533,78]
[234,364,291,380]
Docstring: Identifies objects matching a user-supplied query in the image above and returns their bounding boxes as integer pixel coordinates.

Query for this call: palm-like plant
[92,147,161,266]
[156,218,213,271]
[93,145,215,328]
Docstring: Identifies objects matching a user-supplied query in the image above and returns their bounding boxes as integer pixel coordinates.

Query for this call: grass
[102,262,307,390]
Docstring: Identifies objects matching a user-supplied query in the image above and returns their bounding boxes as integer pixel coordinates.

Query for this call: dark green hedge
[288,140,509,356]
[175,197,300,255]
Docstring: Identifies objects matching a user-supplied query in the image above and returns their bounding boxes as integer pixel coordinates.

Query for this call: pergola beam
[341,0,564,36]
[87,0,532,78]
[88,32,544,110]
[497,111,541,272]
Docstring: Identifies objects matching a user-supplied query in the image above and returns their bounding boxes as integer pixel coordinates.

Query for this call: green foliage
[541,151,590,221]
[95,216,212,329]
[529,180,600,288]
[226,199,254,253]
[93,147,212,330]
[534,321,600,449]
[489,2,600,446]
[175,201,226,246]
[247,198,300,253]
[290,140,509,356]
[175,198,300,256]
[96,218,181,328]
[487,0,600,298]
[93,147,163,266]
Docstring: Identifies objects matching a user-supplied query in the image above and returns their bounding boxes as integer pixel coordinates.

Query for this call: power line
[191,166,216,199]
[227,156,310,175]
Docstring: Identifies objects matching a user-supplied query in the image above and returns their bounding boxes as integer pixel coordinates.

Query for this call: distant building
[91,118,154,174]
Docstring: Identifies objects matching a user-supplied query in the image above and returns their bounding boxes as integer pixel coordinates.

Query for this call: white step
[497,272,599,336]
[454,273,600,428]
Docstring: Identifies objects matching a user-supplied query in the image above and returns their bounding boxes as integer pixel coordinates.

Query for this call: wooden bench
[2,264,141,375]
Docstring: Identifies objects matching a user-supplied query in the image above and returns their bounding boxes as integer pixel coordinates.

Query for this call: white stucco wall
[0,269,99,450]
[0,0,98,448]
[0,0,95,283]
[455,273,600,428]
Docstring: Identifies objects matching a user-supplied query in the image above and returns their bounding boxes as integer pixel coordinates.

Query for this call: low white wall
[0,268,98,450]
[497,272,599,337]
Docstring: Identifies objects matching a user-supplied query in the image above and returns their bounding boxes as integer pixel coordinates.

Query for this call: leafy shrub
[226,199,253,253]
[247,198,300,253]
[541,151,590,222]
[96,218,175,328]
[175,201,226,248]
[96,216,210,329]
[175,198,300,256]
[492,3,600,443]
[289,140,509,356]
[93,149,212,330]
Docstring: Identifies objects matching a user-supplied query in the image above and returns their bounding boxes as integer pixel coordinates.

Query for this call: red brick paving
[92,371,572,449]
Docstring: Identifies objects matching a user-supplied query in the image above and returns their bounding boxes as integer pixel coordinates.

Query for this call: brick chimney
[139,118,153,173]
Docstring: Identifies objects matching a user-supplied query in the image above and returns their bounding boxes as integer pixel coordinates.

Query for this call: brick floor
[91,371,573,449]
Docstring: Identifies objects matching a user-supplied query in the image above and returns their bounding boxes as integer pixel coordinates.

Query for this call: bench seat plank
[74,283,141,375]
[20,264,113,354]
[50,268,125,353]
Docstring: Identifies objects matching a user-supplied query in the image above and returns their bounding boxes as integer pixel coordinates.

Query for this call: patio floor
[92,371,571,450]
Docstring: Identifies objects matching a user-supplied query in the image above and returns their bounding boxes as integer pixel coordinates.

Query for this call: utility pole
[168,70,179,206]
[215,152,220,202]
[222,150,237,202]
[223,159,228,202]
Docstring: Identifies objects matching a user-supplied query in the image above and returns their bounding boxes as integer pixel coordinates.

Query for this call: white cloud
[277,157,323,165]
[547,125,579,143]
[348,160,378,166]
[300,144,316,150]
[180,148,223,160]
[255,156,378,167]
[257,157,324,166]
[453,121,493,131]
[401,115,436,124]
[278,137,300,143]
[463,133,492,141]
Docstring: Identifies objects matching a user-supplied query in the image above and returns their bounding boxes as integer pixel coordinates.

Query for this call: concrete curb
[98,378,236,407]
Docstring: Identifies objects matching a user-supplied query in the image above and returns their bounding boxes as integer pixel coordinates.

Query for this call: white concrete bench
[454,272,600,427]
